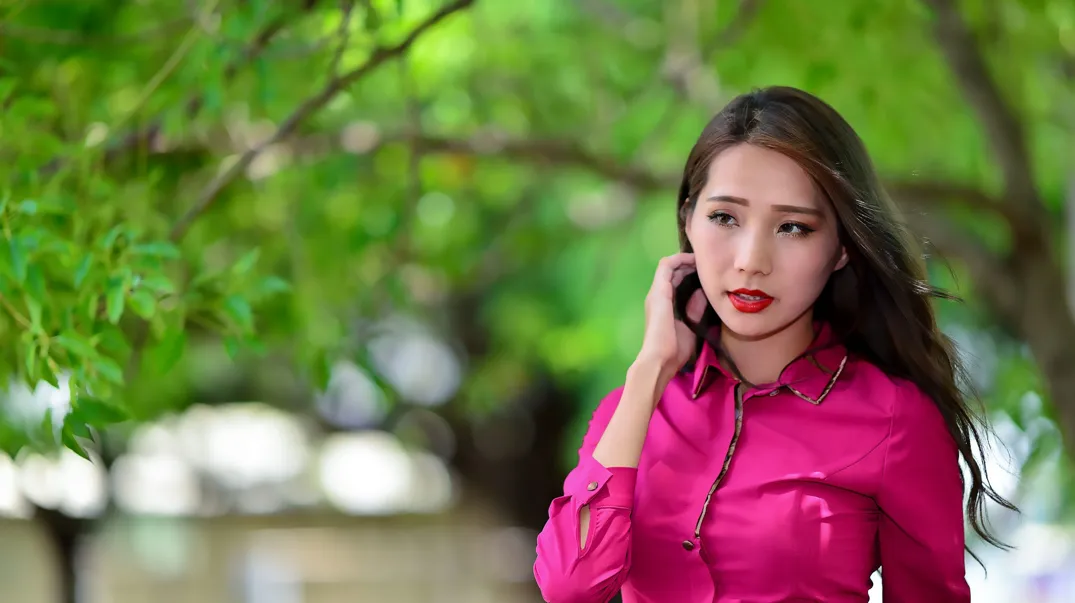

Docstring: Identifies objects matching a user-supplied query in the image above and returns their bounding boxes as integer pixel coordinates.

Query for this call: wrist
[628,356,675,403]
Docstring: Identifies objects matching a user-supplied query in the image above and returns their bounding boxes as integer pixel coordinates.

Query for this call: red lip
[728,289,774,313]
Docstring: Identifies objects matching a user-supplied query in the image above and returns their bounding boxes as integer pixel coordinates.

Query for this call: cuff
[566,455,638,508]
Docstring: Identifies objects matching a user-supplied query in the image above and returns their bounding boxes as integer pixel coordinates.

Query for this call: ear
[833,245,849,272]
[683,201,693,242]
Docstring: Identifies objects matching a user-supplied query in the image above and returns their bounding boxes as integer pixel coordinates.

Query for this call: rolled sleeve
[566,456,638,509]
[535,387,636,603]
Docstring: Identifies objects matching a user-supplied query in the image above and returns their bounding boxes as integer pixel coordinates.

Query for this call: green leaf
[0,418,29,458]
[25,264,46,301]
[131,241,181,259]
[223,335,242,359]
[0,79,16,105]
[24,294,42,332]
[254,275,291,297]
[65,415,92,439]
[39,407,56,447]
[95,356,124,385]
[149,312,168,340]
[61,425,90,460]
[100,225,126,251]
[74,255,93,287]
[106,277,126,324]
[73,397,129,426]
[312,347,332,391]
[365,5,383,31]
[153,329,187,373]
[128,290,156,319]
[24,340,37,381]
[140,274,177,294]
[40,360,60,388]
[17,199,37,215]
[84,294,99,321]
[96,325,131,357]
[223,295,254,332]
[55,331,98,359]
[9,237,26,283]
[232,247,260,275]
[243,334,267,356]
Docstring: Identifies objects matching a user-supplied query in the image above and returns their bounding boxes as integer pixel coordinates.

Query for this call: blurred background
[0,0,1072,601]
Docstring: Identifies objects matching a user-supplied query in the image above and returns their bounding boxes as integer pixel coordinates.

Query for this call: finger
[654,253,695,285]
[670,264,696,288]
[686,288,708,322]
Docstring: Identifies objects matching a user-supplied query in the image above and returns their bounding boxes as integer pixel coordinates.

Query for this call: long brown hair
[675,86,1017,562]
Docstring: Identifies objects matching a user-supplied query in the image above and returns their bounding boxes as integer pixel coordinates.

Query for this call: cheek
[688,225,733,267]
[780,241,839,292]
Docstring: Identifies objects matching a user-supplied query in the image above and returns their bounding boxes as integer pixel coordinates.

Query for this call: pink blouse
[533,323,969,603]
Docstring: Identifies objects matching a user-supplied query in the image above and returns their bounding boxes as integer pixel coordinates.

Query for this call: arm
[534,360,668,603]
[877,385,971,603]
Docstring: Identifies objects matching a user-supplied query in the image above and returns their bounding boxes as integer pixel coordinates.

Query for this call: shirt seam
[877,397,898,495]
[822,434,889,482]
[590,504,632,511]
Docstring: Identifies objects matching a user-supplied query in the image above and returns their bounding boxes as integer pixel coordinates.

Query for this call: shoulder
[847,358,947,427]
[849,359,957,463]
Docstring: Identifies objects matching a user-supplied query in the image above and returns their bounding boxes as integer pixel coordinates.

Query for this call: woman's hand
[637,253,709,384]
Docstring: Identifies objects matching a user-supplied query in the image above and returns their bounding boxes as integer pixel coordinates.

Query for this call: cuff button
[586,481,599,491]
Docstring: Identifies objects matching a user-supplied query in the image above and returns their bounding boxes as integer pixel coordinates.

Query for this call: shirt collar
[690,322,849,404]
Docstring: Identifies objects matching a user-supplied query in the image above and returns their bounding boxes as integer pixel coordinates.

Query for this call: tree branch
[409,134,674,190]
[382,134,1022,227]
[169,0,476,242]
[38,5,306,178]
[900,210,1020,323]
[109,0,222,138]
[700,0,765,57]
[329,0,357,77]
[922,0,1038,204]
[0,19,191,46]
[629,0,766,157]
[884,178,1022,226]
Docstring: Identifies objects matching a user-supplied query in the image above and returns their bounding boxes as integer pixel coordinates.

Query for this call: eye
[707,211,737,227]
[778,222,815,237]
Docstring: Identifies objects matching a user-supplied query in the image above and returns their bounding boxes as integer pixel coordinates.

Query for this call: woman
[533,86,1015,603]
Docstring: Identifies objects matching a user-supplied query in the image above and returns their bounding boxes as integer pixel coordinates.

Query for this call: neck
[720,310,817,384]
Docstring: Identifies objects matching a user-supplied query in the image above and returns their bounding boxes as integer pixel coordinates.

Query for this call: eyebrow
[706,194,824,218]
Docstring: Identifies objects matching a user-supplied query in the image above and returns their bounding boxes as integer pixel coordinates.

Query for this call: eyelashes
[708,211,737,227]
[706,211,815,238]
[778,222,815,237]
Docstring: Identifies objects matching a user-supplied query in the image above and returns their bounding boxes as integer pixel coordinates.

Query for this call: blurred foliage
[0,0,1071,513]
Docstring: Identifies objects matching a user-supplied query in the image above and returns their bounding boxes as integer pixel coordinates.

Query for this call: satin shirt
[533,324,969,603]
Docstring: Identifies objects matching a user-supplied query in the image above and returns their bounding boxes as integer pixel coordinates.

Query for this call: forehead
[703,144,823,208]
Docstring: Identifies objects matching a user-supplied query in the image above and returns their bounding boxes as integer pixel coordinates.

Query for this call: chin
[717,314,780,341]
[716,300,801,342]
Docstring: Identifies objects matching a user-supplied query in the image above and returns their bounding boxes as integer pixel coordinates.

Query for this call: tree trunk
[34,505,91,603]
[1016,254,1075,449]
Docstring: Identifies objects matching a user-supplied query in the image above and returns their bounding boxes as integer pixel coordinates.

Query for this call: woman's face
[685,143,848,341]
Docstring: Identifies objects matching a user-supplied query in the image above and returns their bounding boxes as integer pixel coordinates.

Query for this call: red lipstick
[728,289,774,313]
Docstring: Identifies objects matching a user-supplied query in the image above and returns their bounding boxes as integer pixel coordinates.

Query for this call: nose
[733,230,772,275]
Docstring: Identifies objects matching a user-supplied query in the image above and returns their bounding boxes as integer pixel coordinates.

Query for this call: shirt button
[769,390,779,397]
[586,481,598,491]
[682,540,695,551]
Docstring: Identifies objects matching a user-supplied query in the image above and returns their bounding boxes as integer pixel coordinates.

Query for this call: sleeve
[533,386,637,603]
[877,385,970,603]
